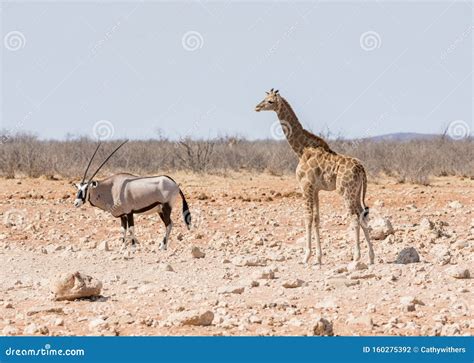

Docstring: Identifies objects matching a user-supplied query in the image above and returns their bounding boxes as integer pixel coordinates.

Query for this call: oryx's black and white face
[74,181,97,207]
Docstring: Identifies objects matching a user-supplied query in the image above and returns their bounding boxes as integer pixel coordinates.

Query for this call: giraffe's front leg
[313,192,322,266]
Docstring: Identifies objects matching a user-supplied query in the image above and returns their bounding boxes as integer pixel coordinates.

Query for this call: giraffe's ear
[265,91,269,95]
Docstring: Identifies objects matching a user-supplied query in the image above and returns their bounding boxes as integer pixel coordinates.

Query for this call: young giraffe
[255,89,375,265]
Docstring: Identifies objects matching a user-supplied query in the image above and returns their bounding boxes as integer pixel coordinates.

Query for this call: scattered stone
[448,201,463,209]
[218,285,245,294]
[167,309,214,326]
[400,296,425,306]
[254,268,276,280]
[395,247,420,264]
[89,318,109,332]
[54,318,65,326]
[371,217,394,240]
[51,272,102,301]
[23,323,43,335]
[191,246,205,259]
[160,263,175,272]
[311,318,334,336]
[366,304,376,313]
[349,272,376,280]
[2,325,18,336]
[326,278,360,288]
[419,217,435,231]
[231,256,266,267]
[431,245,451,265]
[446,266,470,279]
[347,261,368,272]
[349,315,373,328]
[27,306,64,316]
[97,241,110,251]
[282,279,304,288]
[4,302,13,309]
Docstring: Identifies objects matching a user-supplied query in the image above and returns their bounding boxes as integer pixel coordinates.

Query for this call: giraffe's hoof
[302,252,311,265]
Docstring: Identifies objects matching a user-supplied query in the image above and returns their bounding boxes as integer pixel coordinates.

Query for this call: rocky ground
[0,173,472,336]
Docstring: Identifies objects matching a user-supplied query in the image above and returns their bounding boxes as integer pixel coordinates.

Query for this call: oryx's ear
[90,181,98,188]
[74,183,81,189]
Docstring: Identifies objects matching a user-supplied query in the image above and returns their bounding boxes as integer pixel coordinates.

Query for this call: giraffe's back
[296,147,366,192]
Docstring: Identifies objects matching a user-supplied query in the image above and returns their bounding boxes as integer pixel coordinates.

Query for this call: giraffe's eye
[268,101,274,104]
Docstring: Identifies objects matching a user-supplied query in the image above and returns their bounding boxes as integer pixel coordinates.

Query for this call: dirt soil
[0,173,473,336]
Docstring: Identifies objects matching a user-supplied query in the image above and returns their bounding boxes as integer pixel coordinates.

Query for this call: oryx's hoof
[131,238,139,246]
[158,242,167,251]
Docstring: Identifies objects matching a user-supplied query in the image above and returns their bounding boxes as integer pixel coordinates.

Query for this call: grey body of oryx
[74,142,191,250]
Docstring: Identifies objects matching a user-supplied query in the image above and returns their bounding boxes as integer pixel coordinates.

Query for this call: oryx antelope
[74,141,191,250]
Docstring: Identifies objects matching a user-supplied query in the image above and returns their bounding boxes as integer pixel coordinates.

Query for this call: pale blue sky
[1,0,472,140]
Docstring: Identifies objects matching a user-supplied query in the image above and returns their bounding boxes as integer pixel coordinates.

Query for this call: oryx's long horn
[87,140,129,183]
[81,143,101,184]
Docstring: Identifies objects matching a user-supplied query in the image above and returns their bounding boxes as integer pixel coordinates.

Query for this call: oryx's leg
[120,216,128,244]
[127,213,138,246]
[158,203,173,251]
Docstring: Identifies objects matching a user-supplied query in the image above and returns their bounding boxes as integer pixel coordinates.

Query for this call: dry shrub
[0,131,472,184]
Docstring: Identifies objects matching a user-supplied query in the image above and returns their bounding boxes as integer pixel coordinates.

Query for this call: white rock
[446,266,470,279]
[50,272,102,301]
[89,318,109,332]
[371,217,394,240]
[97,241,110,251]
[448,201,463,209]
[347,261,368,272]
[282,279,304,288]
[167,309,214,326]
[2,325,18,336]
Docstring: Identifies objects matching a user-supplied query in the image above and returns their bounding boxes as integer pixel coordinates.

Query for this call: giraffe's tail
[359,171,369,228]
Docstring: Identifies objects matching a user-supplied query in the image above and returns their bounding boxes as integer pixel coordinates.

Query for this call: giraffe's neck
[276,97,331,157]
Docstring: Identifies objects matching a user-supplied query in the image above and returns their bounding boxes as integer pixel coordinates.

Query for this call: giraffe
[255,89,374,265]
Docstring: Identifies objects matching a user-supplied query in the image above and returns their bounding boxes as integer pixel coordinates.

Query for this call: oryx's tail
[359,171,369,228]
[179,189,191,230]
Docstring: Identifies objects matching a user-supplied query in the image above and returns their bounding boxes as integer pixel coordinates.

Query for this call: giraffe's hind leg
[361,224,375,264]
[301,186,314,264]
[341,192,362,262]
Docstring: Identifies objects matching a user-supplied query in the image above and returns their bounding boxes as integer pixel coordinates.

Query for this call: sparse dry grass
[0,132,472,184]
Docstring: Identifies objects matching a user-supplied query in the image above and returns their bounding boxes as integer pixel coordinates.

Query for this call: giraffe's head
[255,89,281,112]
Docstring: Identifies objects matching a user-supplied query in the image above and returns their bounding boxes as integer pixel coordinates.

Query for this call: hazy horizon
[1,0,472,141]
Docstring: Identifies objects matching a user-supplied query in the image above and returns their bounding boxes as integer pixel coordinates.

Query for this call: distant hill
[366,132,441,142]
